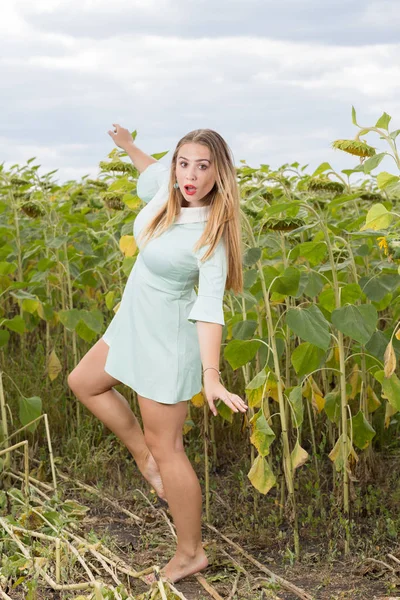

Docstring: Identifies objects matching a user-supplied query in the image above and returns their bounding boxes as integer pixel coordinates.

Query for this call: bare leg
[67,338,166,500]
[138,394,208,583]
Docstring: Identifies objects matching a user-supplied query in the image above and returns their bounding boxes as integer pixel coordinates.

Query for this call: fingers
[108,123,120,139]
[108,123,119,136]
[208,399,217,417]
[224,393,248,413]
[208,394,248,416]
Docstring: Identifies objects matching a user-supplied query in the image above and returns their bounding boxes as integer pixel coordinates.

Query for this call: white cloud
[0,1,399,183]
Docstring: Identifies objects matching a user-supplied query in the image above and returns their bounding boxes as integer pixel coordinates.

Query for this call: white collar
[174,204,211,224]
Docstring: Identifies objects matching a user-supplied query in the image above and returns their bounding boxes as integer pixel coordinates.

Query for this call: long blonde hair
[137,129,243,294]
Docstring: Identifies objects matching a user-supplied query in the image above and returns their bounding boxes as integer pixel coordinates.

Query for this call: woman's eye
[179,161,207,170]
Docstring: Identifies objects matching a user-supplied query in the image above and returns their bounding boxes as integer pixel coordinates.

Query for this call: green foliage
[0,107,399,569]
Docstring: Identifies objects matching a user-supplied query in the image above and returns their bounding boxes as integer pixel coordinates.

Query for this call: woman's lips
[184,185,197,195]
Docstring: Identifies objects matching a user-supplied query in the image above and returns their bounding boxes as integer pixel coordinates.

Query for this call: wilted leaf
[366,385,381,413]
[291,440,309,471]
[245,370,267,408]
[328,434,359,472]
[247,455,276,494]
[119,234,137,257]
[48,349,62,381]
[249,410,276,457]
[349,410,376,450]
[381,373,400,412]
[287,386,304,427]
[183,419,195,435]
[383,341,397,378]
[312,390,325,413]
[191,391,205,408]
[385,402,398,428]
[349,363,361,399]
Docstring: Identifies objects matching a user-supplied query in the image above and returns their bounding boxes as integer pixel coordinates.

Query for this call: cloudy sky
[1,0,399,184]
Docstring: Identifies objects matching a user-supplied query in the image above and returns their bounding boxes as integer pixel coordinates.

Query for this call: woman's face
[175,143,216,207]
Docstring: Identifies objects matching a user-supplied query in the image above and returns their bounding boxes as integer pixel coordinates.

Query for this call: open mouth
[184,185,197,193]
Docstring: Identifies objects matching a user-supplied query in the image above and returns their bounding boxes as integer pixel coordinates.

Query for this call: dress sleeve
[136,161,170,204]
[188,239,228,326]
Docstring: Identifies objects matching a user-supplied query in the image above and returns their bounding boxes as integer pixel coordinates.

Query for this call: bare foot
[137,450,167,502]
[144,548,209,584]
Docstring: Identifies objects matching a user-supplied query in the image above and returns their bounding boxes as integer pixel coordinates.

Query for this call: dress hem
[102,337,201,405]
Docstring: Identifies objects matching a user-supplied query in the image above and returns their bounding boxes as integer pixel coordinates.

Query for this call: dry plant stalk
[205,523,313,600]
[0,440,30,496]
[6,471,49,501]
[195,572,225,600]
[54,469,311,600]
[4,413,58,493]
[0,517,97,593]
[55,537,61,584]
[0,371,10,470]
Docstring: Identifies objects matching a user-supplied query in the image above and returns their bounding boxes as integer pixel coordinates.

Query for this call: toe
[143,573,156,585]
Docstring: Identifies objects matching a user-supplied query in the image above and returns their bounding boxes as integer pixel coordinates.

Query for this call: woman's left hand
[203,380,248,417]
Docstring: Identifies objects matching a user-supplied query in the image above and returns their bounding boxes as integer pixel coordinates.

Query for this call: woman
[67,124,248,585]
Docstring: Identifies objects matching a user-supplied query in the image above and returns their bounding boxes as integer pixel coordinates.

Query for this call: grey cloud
[20,0,400,45]
[1,1,399,184]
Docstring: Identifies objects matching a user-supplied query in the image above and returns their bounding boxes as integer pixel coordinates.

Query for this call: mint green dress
[102,161,228,404]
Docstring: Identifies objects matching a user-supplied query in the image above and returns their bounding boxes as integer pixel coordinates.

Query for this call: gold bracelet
[203,367,221,376]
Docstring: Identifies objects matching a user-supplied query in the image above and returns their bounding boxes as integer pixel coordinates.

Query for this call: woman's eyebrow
[178,156,211,163]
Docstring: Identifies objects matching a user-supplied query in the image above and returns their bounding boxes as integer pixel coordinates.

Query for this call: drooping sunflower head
[41,181,55,191]
[331,139,376,157]
[264,217,306,231]
[10,176,31,187]
[20,201,45,218]
[307,177,345,194]
[100,190,126,211]
[87,179,108,190]
[260,189,274,202]
[99,160,136,175]
[359,192,382,201]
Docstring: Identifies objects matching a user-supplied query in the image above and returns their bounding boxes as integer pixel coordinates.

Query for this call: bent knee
[67,368,85,396]
[144,432,185,461]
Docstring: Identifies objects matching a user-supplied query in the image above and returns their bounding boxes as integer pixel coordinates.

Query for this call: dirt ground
[2,458,400,600]
[67,492,400,599]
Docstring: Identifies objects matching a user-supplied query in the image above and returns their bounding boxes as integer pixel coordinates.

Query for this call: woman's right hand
[107,123,134,150]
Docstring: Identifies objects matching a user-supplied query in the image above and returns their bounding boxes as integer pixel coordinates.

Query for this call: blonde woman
[68,124,247,585]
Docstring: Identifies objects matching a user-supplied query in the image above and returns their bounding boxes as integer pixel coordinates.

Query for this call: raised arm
[107,123,157,173]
